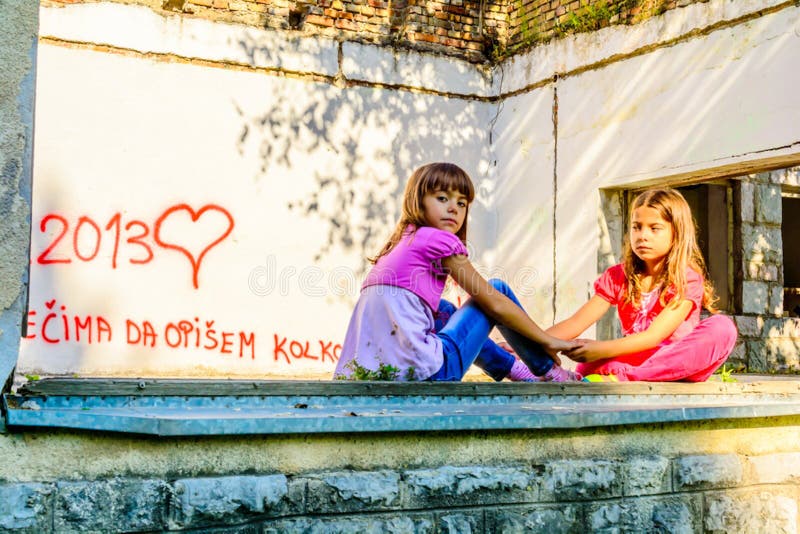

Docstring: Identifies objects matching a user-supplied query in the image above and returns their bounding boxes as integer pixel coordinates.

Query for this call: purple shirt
[335,226,468,381]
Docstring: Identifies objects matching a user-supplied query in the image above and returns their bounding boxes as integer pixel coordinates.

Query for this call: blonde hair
[370,162,475,264]
[623,188,719,312]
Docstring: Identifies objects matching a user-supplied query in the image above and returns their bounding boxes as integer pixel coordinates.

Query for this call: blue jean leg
[434,299,515,381]
[430,279,555,381]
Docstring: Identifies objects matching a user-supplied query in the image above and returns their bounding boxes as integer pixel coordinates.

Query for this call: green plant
[713,364,738,383]
[557,1,613,35]
[24,374,40,382]
[336,359,401,381]
[405,366,418,381]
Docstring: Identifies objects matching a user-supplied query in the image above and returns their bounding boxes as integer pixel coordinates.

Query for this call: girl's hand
[564,340,606,363]
[543,338,583,366]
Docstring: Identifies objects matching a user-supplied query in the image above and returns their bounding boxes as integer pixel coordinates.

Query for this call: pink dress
[576,264,737,382]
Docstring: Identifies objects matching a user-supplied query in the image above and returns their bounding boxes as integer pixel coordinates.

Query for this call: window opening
[674,183,733,313]
[782,189,800,317]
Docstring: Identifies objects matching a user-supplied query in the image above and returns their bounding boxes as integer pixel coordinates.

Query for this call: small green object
[405,366,417,381]
[714,364,738,383]
[24,374,40,382]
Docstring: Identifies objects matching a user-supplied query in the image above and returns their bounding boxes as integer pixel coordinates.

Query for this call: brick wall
[506,0,707,54]
[43,0,711,62]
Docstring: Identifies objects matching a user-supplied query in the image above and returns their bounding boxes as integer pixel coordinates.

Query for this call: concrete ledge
[4,377,800,436]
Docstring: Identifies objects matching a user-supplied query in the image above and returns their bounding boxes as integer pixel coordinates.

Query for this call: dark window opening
[675,183,732,313]
[782,193,800,317]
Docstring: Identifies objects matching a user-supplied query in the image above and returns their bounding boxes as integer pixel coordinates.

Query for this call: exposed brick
[335,17,360,30]
[305,14,335,26]
[412,32,439,43]
[442,37,467,47]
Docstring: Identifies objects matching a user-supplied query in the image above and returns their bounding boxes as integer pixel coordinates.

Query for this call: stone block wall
[2,452,798,532]
[43,0,711,61]
[729,168,800,373]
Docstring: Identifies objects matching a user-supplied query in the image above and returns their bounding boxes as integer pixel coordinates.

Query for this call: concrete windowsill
[3,376,800,436]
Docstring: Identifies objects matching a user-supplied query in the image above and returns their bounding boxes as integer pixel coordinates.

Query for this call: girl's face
[630,205,674,269]
[422,189,468,234]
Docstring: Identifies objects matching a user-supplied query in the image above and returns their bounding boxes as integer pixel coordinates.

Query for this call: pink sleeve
[683,269,704,312]
[421,229,468,276]
[593,264,624,305]
[422,229,468,261]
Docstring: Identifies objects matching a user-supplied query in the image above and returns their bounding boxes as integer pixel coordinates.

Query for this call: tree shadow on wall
[233,44,492,274]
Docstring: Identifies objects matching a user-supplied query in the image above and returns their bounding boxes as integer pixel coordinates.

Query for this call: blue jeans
[428,278,556,381]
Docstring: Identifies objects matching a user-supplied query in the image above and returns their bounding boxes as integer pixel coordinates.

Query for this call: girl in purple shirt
[334,162,581,382]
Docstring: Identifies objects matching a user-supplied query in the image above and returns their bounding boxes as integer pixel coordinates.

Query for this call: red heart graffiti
[153,204,234,289]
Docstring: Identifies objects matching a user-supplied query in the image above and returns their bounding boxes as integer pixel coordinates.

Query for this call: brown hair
[623,188,719,312]
[370,162,475,264]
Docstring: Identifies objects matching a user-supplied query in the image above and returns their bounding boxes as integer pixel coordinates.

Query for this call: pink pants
[575,314,738,382]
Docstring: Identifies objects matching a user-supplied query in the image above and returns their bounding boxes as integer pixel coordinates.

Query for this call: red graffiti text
[273,334,341,364]
[35,203,234,289]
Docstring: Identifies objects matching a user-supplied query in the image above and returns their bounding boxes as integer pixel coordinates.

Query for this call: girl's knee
[703,314,738,343]
[438,299,457,316]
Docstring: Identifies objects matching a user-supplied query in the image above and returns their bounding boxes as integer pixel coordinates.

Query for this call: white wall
[499,0,800,319]
[22,3,494,378]
[21,0,800,377]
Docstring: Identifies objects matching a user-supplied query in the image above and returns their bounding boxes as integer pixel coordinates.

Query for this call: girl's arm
[565,299,694,362]
[546,295,611,340]
[442,254,579,360]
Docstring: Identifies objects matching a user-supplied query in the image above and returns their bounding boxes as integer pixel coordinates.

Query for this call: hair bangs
[419,163,475,202]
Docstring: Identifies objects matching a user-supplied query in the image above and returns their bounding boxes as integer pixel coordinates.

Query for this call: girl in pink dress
[549,188,737,382]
